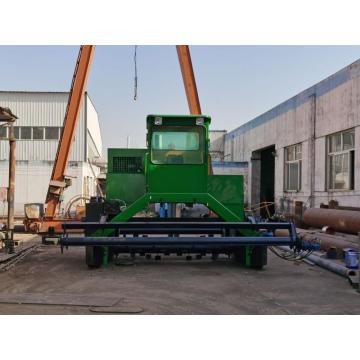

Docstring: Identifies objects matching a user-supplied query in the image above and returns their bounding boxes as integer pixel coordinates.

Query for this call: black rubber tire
[233,246,246,265]
[250,246,267,269]
[85,246,103,268]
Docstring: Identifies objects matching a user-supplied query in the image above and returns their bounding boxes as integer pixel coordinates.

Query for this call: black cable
[269,246,314,262]
[134,45,138,101]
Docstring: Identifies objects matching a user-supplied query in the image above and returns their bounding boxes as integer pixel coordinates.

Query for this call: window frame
[20,126,32,140]
[44,127,60,140]
[284,143,302,192]
[3,126,62,141]
[327,129,355,191]
[32,126,45,140]
[14,126,21,141]
[150,125,205,165]
[0,126,8,139]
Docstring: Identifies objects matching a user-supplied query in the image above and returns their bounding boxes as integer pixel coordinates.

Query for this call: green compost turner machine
[61,115,314,268]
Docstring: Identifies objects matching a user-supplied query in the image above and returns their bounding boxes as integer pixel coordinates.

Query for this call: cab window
[151,126,204,164]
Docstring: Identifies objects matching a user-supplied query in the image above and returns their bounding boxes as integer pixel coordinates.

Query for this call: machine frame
[60,115,303,268]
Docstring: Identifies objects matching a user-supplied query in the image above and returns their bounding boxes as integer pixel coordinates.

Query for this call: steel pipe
[299,232,357,252]
[306,254,351,277]
[60,236,294,247]
[277,229,358,252]
[62,221,294,231]
[303,208,360,235]
[277,246,357,278]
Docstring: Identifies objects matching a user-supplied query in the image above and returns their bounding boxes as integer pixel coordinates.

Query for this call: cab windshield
[151,126,204,164]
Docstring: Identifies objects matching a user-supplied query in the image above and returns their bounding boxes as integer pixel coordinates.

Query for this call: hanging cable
[269,246,314,262]
[133,45,138,101]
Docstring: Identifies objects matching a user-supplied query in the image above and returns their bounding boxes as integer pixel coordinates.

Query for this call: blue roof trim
[212,161,248,168]
[226,59,360,140]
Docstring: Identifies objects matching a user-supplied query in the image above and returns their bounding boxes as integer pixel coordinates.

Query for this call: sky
[1,45,360,155]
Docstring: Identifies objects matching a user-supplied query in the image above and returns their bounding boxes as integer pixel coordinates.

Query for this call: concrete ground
[0,239,359,314]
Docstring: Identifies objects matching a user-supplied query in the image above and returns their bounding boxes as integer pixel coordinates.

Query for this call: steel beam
[60,236,294,247]
[62,221,295,231]
[45,45,95,218]
[176,45,201,115]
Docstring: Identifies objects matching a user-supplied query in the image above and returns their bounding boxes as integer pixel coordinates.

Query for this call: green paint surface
[105,115,245,224]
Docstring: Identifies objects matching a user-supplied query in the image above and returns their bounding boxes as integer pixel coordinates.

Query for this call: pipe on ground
[277,246,358,279]
[303,208,360,235]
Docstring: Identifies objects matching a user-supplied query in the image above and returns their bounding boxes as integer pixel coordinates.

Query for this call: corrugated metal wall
[0,91,102,215]
[0,91,86,161]
[0,161,98,215]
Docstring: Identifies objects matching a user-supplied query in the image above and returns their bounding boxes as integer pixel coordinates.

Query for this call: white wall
[209,130,227,161]
[0,161,100,216]
[223,59,360,209]
[0,91,86,162]
[86,94,102,158]
[0,91,103,216]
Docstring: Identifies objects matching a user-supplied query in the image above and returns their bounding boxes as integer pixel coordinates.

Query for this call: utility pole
[0,107,18,254]
[7,124,16,253]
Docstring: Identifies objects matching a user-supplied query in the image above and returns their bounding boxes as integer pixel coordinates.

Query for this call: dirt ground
[0,238,359,314]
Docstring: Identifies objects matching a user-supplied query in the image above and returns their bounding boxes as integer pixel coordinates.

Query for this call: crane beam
[176,45,202,115]
[45,45,95,218]
[44,45,202,221]
[176,45,212,174]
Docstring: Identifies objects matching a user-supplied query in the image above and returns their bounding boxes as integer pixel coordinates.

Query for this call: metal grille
[113,156,143,174]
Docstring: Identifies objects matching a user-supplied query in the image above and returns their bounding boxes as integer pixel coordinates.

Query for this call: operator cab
[148,115,209,166]
[146,114,211,194]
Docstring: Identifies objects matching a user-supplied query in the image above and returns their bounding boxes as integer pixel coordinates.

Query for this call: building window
[284,143,302,191]
[21,126,32,139]
[33,127,44,140]
[1,126,62,140]
[327,129,355,190]
[14,126,20,139]
[45,127,60,140]
[0,126,7,139]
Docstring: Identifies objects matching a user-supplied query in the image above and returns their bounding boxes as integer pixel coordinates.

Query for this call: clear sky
[1,45,360,154]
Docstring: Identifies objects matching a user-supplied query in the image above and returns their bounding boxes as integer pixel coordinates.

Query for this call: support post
[309,94,316,208]
[6,124,16,253]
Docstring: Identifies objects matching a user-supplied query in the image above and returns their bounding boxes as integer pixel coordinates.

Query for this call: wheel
[233,246,246,265]
[231,229,246,265]
[250,246,267,269]
[85,246,103,268]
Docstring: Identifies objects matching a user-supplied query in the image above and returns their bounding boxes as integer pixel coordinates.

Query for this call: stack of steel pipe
[303,208,360,235]
[275,227,358,253]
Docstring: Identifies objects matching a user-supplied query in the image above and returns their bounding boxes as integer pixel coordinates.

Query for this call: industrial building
[0,91,103,216]
[209,130,227,161]
[210,130,249,203]
[216,59,360,213]
[0,45,359,318]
